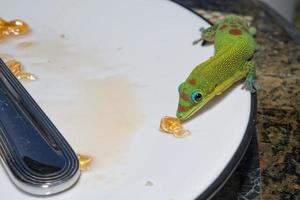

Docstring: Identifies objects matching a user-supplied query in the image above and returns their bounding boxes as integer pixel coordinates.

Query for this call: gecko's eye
[178,83,184,92]
[191,91,202,103]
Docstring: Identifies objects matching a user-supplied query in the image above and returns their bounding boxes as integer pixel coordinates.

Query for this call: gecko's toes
[253,81,261,91]
[243,82,261,93]
[193,38,202,45]
[199,27,205,32]
[243,77,260,93]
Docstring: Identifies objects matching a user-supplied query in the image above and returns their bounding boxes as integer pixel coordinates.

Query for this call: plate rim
[169,1,257,199]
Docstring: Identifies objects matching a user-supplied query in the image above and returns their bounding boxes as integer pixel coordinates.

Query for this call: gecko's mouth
[177,96,213,121]
[177,104,203,121]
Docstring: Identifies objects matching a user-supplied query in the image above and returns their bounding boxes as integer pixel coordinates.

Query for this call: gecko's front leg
[193,25,217,45]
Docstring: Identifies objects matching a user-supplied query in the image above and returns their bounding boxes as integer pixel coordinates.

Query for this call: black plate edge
[168,1,257,199]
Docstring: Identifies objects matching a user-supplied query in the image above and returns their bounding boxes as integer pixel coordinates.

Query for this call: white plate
[0,0,254,199]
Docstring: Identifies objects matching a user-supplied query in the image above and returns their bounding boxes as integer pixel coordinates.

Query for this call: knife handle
[0,59,80,195]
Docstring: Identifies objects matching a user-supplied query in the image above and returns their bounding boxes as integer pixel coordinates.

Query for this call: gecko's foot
[193,27,208,45]
[243,75,261,93]
[199,27,205,32]
[248,27,257,36]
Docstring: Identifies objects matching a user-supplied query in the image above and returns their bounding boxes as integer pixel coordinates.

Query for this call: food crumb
[160,116,191,138]
[77,154,93,171]
[145,181,154,187]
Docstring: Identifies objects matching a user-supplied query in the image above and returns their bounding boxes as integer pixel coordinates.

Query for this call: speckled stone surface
[176,0,300,199]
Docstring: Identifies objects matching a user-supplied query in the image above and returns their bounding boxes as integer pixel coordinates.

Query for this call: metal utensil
[0,59,80,195]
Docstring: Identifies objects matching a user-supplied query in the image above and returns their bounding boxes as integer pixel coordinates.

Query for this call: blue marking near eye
[191,91,202,103]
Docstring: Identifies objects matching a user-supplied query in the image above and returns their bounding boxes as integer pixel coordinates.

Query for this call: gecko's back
[214,15,256,57]
[191,15,257,93]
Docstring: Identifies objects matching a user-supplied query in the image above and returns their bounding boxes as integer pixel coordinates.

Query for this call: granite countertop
[176,0,300,199]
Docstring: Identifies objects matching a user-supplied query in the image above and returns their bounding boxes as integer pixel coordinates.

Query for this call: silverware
[0,59,80,195]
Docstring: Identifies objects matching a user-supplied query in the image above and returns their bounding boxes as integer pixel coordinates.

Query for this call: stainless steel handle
[0,59,80,195]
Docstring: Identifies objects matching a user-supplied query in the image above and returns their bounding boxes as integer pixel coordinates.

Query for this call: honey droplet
[160,116,191,138]
[4,59,37,81]
[0,17,30,42]
[77,154,93,171]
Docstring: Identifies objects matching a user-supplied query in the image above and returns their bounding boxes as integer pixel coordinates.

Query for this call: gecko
[176,15,259,121]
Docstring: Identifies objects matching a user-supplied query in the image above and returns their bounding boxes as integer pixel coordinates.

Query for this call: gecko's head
[176,78,210,121]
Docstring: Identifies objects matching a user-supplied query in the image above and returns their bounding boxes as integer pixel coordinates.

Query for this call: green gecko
[177,15,259,121]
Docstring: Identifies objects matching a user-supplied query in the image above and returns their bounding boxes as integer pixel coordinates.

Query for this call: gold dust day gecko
[176,15,260,121]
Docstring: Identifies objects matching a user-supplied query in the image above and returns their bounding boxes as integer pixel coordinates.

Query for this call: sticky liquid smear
[44,77,144,170]
[0,17,30,42]
[17,41,35,48]
[160,116,191,138]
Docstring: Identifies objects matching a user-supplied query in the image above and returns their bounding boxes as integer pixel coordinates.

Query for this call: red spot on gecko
[188,79,197,86]
[178,105,188,112]
[229,28,242,35]
[219,24,228,31]
[180,92,190,101]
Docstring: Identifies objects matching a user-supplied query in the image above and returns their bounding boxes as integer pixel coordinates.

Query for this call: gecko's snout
[176,107,184,120]
[176,112,183,120]
[176,111,186,121]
